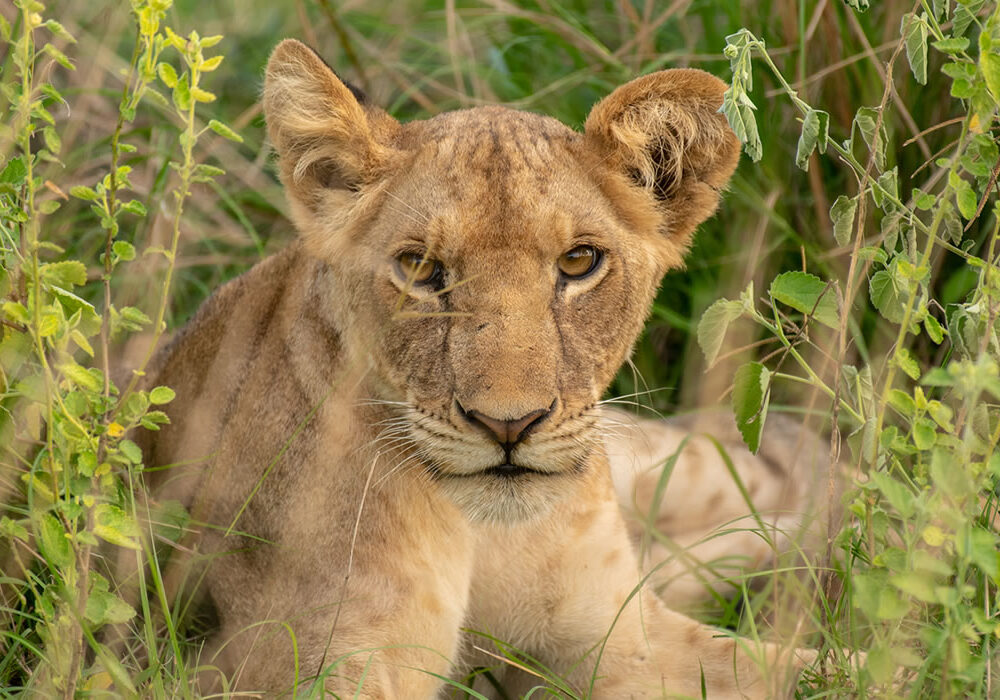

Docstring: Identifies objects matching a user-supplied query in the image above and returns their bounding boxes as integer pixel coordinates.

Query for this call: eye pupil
[397,252,441,286]
[558,245,600,279]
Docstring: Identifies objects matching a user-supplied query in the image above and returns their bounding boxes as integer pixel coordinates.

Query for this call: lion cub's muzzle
[456,398,557,475]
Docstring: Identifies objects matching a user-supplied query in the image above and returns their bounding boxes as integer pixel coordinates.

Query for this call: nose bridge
[450,270,558,418]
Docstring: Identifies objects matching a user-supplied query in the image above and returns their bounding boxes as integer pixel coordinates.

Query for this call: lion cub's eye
[396,251,443,287]
[557,245,602,279]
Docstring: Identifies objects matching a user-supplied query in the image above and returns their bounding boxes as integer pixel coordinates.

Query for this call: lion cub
[139,39,816,697]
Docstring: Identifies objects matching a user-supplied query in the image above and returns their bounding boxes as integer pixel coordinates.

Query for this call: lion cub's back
[138,244,304,505]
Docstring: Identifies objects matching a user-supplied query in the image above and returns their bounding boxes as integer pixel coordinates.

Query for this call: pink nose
[458,403,553,445]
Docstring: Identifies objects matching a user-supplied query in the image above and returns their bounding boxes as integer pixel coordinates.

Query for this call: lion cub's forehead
[399,106,582,183]
[390,107,605,252]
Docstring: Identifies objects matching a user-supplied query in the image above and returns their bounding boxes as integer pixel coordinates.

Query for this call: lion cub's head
[262,40,739,520]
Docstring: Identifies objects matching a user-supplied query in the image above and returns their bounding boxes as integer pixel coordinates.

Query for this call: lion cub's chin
[434,469,580,523]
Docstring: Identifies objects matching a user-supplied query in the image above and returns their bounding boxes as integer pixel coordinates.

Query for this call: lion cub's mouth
[435,462,559,479]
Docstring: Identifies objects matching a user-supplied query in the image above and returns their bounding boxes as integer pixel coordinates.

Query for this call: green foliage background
[1,0,999,696]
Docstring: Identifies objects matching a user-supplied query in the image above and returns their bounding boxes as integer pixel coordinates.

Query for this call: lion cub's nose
[458,403,553,446]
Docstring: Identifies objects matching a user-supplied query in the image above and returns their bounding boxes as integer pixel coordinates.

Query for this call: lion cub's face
[264,41,739,520]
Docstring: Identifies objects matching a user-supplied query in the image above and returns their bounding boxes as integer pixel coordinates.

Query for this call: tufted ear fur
[584,69,740,265]
[263,39,400,252]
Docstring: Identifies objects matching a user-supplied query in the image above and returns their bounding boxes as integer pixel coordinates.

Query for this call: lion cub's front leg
[466,467,809,699]
[195,470,475,698]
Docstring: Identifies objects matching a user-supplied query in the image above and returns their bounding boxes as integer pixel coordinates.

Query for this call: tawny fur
[131,39,821,698]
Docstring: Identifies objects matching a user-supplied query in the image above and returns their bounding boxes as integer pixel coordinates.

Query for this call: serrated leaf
[40,260,87,288]
[901,13,928,85]
[38,513,74,571]
[888,388,916,417]
[157,62,177,88]
[119,439,143,464]
[925,314,945,343]
[190,86,216,103]
[42,43,75,70]
[172,75,191,112]
[732,361,770,454]
[768,271,839,328]
[895,347,921,380]
[951,173,977,219]
[208,119,243,143]
[980,29,1000,106]
[85,576,136,626]
[0,156,27,184]
[795,109,828,170]
[722,90,762,162]
[697,299,743,367]
[913,417,937,450]
[933,38,969,54]
[69,185,98,201]
[42,125,61,154]
[121,199,146,217]
[830,194,857,246]
[112,240,136,261]
[853,106,887,170]
[59,362,102,392]
[149,386,176,404]
[92,504,140,550]
[71,329,94,357]
[200,55,224,71]
[871,470,915,518]
[891,571,937,602]
[869,269,906,323]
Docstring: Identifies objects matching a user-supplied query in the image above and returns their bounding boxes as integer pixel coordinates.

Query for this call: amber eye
[396,251,443,286]
[557,245,602,279]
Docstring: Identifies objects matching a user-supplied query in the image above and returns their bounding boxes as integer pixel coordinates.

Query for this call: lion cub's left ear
[584,70,740,264]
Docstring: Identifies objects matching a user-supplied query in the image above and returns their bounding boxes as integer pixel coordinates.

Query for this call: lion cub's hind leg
[603,408,828,609]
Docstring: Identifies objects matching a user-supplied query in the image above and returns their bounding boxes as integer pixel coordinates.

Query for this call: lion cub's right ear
[263,39,400,250]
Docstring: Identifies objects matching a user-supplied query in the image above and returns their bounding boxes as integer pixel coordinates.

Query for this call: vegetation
[0,0,997,696]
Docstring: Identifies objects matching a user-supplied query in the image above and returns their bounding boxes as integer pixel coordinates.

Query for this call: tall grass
[0,0,997,696]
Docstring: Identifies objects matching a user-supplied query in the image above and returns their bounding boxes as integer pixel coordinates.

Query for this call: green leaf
[853,106,887,170]
[912,417,937,450]
[40,260,87,288]
[830,195,857,246]
[149,386,176,404]
[768,271,839,328]
[731,361,770,454]
[121,200,147,217]
[208,119,243,143]
[42,126,61,155]
[157,61,178,88]
[980,29,1000,106]
[113,240,136,261]
[38,513,73,571]
[200,55,224,72]
[722,97,761,162]
[888,388,916,417]
[69,185,98,201]
[950,172,978,219]
[933,37,970,54]
[0,156,27,184]
[901,13,928,85]
[696,299,743,367]
[85,574,136,626]
[869,269,906,324]
[42,43,75,70]
[92,504,141,550]
[895,347,921,381]
[59,362,102,392]
[891,571,937,603]
[844,0,869,10]
[925,314,945,343]
[172,74,191,112]
[940,199,963,244]
[795,109,829,170]
[930,446,973,499]
[119,439,143,464]
[871,471,915,518]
